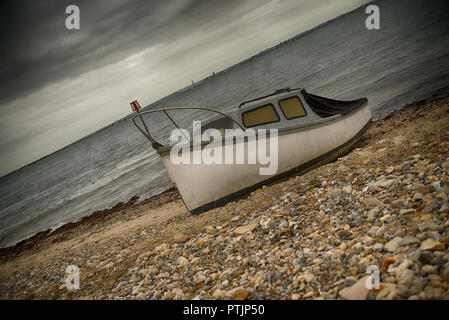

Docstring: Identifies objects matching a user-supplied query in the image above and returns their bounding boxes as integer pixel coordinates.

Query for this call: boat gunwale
[155,101,368,156]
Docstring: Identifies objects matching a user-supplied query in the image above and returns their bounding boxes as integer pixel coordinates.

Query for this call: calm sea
[1,0,449,248]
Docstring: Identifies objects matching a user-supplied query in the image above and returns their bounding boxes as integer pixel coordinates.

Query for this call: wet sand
[0,187,181,263]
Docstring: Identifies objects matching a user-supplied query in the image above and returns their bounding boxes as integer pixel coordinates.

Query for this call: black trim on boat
[157,100,366,157]
[302,89,368,118]
[187,118,372,215]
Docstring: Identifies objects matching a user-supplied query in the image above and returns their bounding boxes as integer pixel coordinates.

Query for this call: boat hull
[161,104,372,214]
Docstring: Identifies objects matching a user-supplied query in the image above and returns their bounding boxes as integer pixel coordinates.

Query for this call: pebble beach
[1,97,449,300]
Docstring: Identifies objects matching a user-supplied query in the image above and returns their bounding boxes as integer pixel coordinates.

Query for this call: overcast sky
[0,0,370,176]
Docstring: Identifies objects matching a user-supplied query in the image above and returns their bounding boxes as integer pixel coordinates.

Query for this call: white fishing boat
[133,88,372,214]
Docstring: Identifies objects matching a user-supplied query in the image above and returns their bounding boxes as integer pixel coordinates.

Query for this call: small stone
[328,188,343,199]
[427,274,442,282]
[401,162,412,171]
[367,226,379,237]
[377,179,395,189]
[193,274,206,285]
[231,216,240,222]
[205,225,215,234]
[385,237,403,252]
[177,256,189,266]
[291,293,301,300]
[231,287,249,300]
[391,199,405,209]
[305,273,315,283]
[399,209,415,215]
[361,198,383,208]
[396,260,414,284]
[393,136,406,145]
[343,185,353,194]
[140,267,157,277]
[103,262,114,269]
[156,272,170,278]
[278,220,288,228]
[441,263,449,282]
[299,272,314,283]
[395,284,411,298]
[375,226,385,237]
[367,292,377,300]
[430,181,442,193]
[362,236,373,245]
[376,284,397,300]
[339,276,370,300]
[421,265,439,274]
[420,239,444,251]
[213,289,225,299]
[344,276,357,287]
[234,222,258,235]
[373,243,384,252]
[303,291,314,299]
[367,207,380,222]
[174,232,189,243]
[418,251,434,264]
[385,166,395,173]
[155,243,170,252]
[397,259,412,272]
[413,193,423,201]
[396,269,415,284]
[400,236,420,246]
[418,221,441,232]
[423,286,443,299]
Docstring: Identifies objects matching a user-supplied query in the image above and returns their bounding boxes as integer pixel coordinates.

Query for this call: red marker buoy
[130,100,150,135]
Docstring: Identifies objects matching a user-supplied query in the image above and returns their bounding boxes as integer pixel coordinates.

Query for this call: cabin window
[242,104,280,128]
[278,96,307,120]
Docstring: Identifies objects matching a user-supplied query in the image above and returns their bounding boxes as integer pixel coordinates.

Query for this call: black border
[0,300,437,318]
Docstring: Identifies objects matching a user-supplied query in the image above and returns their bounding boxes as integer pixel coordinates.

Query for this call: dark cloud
[0,0,256,106]
[0,0,371,176]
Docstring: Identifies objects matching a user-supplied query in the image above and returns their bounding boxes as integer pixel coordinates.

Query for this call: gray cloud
[0,0,272,106]
[0,0,370,176]
[1,0,195,105]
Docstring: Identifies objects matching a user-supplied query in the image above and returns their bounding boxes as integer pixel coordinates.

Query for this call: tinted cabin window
[242,104,280,128]
[279,96,307,119]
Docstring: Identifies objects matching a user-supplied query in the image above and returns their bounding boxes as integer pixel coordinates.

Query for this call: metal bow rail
[132,107,245,149]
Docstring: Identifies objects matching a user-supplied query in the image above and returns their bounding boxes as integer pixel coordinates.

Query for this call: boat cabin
[229,88,328,130]
[202,87,367,134]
